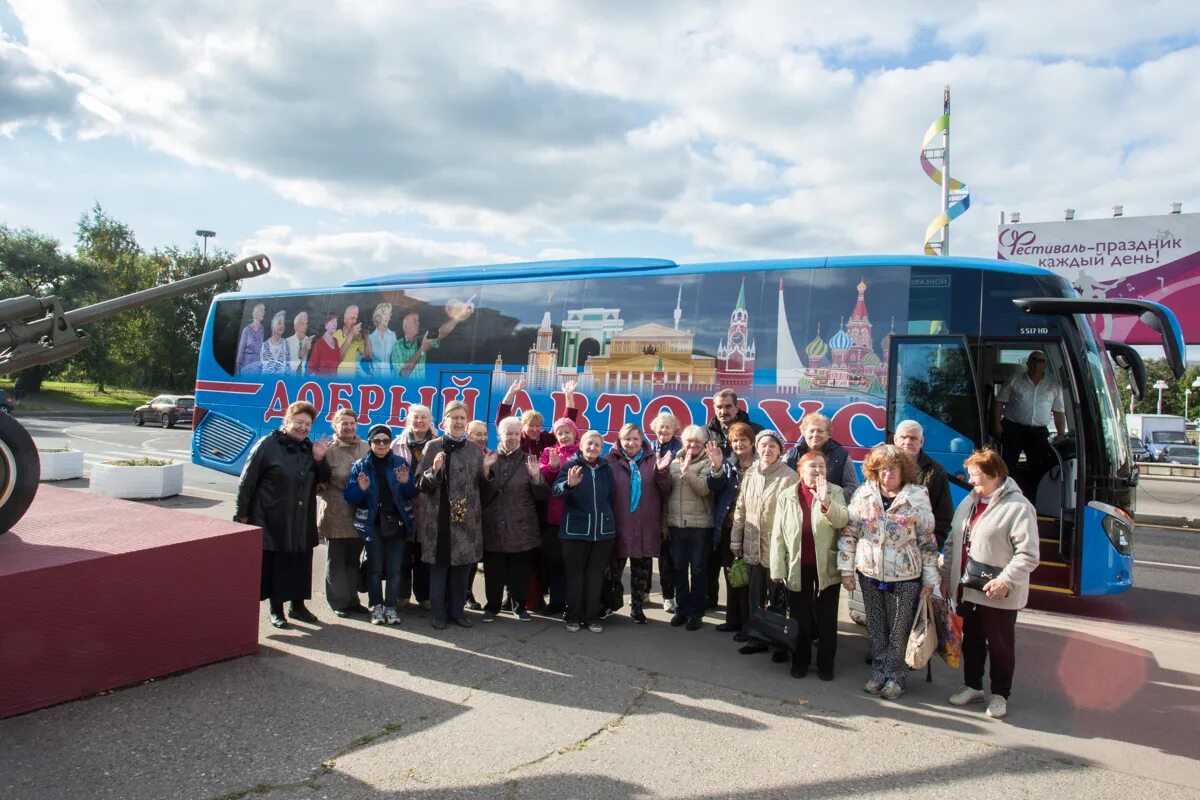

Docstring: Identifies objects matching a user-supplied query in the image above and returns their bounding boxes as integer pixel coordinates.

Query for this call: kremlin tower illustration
[716,279,756,386]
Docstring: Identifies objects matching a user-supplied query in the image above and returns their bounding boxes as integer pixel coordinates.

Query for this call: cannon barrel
[0,253,271,376]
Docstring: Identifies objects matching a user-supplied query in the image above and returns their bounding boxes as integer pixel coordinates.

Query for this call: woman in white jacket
[839,444,936,700]
[942,448,1039,720]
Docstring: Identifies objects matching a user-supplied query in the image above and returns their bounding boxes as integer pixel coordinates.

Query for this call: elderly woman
[318,408,369,618]
[259,310,290,374]
[708,421,757,637]
[236,401,331,628]
[393,404,436,609]
[495,378,579,455]
[784,412,859,501]
[840,444,936,701]
[649,412,682,610]
[605,423,673,624]
[481,417,549,622]
[306,312,342,376]
[236,302,266,375]
[416,400,488,630]
[368,302,397,379]
[943,448,1040,720]
[344,424,418,625]
[771,450,849,680]
[663,425,717,630]
[731,429,799,654]
[552,430,616,633]
[538,416,581,615]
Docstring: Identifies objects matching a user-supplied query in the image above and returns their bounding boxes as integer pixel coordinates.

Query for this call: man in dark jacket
[783,412,859,502]
[895,420,954,549]
[707,388,763,456]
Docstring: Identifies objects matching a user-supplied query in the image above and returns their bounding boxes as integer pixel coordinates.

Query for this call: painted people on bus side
[259,310,290,375]
[368,303,398,379]
[285,311,314,375]
[390,295,477,380]
[235,302,266,375]
[307,312,343,376]
[333,304,372,378]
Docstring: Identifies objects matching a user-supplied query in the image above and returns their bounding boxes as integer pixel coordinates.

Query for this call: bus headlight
[1101,513,1133,556]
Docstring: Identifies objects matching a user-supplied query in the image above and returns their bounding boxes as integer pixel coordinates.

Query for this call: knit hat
[755,429,786,450]
[367,424,393,442]
[551,417,579,436]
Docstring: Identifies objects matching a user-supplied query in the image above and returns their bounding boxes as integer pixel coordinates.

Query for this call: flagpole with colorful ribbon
[920,86,970,255]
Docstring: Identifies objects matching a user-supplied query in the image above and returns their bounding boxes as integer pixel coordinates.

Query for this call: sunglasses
[370,437,392,445]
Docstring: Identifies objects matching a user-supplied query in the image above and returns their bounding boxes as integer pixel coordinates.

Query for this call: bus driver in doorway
[391,295,477,380]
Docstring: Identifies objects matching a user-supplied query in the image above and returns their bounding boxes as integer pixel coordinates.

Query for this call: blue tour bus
[191,255,1186,598]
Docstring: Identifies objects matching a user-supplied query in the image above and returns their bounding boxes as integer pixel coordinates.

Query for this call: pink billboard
[997,212,1200,345]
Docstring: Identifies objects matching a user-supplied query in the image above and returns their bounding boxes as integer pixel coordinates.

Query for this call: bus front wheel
[0,413,39,534]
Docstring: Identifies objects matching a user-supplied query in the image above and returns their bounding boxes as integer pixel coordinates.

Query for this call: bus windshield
[1079,320,1131,471]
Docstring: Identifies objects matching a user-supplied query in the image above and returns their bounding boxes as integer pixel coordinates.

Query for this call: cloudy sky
[2,1,1198,293]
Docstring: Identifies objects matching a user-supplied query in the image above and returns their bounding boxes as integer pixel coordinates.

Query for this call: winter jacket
[770,484,849,592]
[495,402,579,456]
[708,456,754,547]
[415,438,486,566]
[539,442,579,525]
[606,445,673,559]
[317,436,368,540]
[236,430,330,553]
[552,452,616,542]
[663,450,714,531]
[731,458,799,566]
[839,481,937,586]
[917,450,954,549]
[343,452,418,542]
[783,439,859,502]
[482,448,549,553]
[707,409,763,455]
[942,476,1040,610]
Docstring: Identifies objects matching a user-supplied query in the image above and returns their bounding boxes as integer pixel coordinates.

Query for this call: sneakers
[565,620,582,633]
[370,606,386,625]
[630,605,647,624]
[384,607,401,625]
[986,696,1008,719]
[949,686,987,707]
[515,609,532,622]
[880,680,905,701]
[862,679,885,695]
[587,621,603,634]
[481,610,497,623]
[664,598,677,614]
[465,596,483,611]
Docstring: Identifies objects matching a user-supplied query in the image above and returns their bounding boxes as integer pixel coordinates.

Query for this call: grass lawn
[0,380,162,412]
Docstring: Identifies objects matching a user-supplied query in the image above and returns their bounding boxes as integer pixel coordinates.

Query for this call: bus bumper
[1079,501,1135,595]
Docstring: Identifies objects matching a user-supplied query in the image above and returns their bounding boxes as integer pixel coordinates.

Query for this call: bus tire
[846,586,867,626]
[0,413,40,534]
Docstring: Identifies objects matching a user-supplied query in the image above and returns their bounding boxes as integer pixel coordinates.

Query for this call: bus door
[979,340,1080,596]
[885,335,984,486]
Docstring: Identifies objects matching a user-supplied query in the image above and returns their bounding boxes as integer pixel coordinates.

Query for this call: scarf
[616,446,645,512]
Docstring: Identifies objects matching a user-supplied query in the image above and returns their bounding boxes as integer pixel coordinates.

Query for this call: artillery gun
[0,254,271,533]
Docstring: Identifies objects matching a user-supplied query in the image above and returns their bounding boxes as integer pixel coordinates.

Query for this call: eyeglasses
[370,438,391,445]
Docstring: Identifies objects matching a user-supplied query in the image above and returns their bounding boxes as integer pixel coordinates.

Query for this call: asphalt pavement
[3,415,1199,799]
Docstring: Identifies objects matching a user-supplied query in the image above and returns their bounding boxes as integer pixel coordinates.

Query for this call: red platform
[0,486,261,718]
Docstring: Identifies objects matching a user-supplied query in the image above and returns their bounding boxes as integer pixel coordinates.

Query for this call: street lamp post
[1153,379,1169,415]
[195,229,216,259]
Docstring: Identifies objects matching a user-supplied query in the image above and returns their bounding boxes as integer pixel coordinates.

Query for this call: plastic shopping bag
[727,557,749,589]
[930,594,963,669]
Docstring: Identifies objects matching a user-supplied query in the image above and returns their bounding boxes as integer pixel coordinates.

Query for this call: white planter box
[89,461,184,499]
[38,449,85,481]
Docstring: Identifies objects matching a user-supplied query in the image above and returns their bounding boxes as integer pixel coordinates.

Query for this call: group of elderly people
[237,388,1039,718]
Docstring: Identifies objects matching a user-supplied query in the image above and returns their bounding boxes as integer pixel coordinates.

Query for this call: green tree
[1118,358,1200,418]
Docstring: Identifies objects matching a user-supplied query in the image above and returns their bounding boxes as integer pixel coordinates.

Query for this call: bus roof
[218,253,1054,300]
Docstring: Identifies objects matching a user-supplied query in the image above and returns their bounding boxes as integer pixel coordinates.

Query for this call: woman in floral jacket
[839,444,936,701]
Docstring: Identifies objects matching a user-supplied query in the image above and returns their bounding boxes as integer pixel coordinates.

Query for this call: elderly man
[991,350,1066,498]
[706,388,763,455]
[784,412,859,502]
[894,420,954,549]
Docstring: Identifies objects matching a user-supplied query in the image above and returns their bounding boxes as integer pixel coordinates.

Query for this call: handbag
[727,557,749,589]
[601,570,625,614]
[961,557,1004,592]
[746,607,801,653]
[905,595,938,669]
[378,510,404,539]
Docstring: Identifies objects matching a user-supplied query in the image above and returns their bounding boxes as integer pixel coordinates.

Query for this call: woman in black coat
[236,401,332,628]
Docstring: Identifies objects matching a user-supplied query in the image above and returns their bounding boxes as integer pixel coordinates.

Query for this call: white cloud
[2,0,1198,270]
